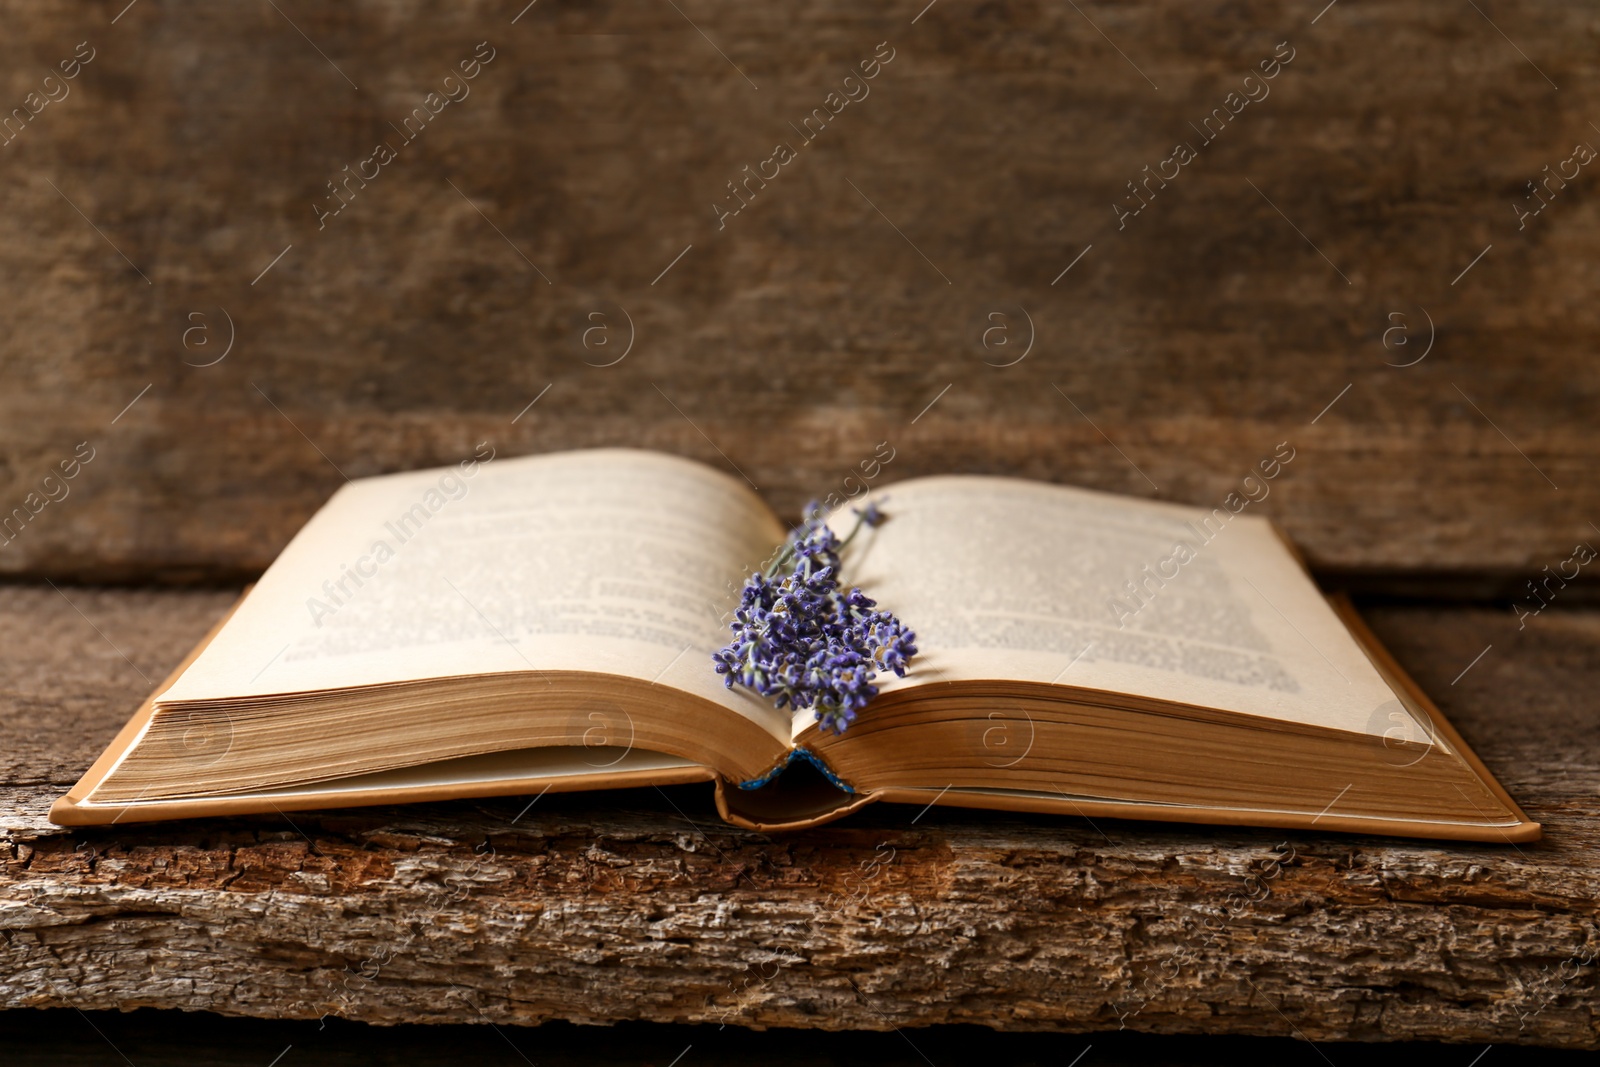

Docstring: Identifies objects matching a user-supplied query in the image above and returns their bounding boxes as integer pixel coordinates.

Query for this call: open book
[55,448,1537,842]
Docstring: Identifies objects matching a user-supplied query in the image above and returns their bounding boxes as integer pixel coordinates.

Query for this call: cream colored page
[831,476,1400,735]
[157,448,791,741]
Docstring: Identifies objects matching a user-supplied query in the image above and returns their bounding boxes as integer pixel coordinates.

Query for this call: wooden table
[3,586,1594,1048]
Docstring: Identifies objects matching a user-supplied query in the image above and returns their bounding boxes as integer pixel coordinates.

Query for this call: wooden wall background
[1,0,1596,582]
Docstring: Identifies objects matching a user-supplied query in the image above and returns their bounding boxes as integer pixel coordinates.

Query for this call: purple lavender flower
[712,499,916,733]
[852,500,887,528]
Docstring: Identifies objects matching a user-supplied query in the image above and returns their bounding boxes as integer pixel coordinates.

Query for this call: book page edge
[51,763,719,826]
[50,584,257,824]
[1326,592,1541,842]
[871,786,1542,843]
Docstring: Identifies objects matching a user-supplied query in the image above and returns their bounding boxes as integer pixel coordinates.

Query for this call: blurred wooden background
[1,0,1595,583]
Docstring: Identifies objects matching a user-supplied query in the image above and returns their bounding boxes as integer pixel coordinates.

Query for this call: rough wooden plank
[0,585,1595,1047]
[1,1,1598,580]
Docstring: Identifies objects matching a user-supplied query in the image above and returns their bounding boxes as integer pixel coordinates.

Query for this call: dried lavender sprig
[714,498,916,734]
[761,499,884,580]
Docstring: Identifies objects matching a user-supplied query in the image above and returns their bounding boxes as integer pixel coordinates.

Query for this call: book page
[157,448,791,741]
[831,475,1400,735]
